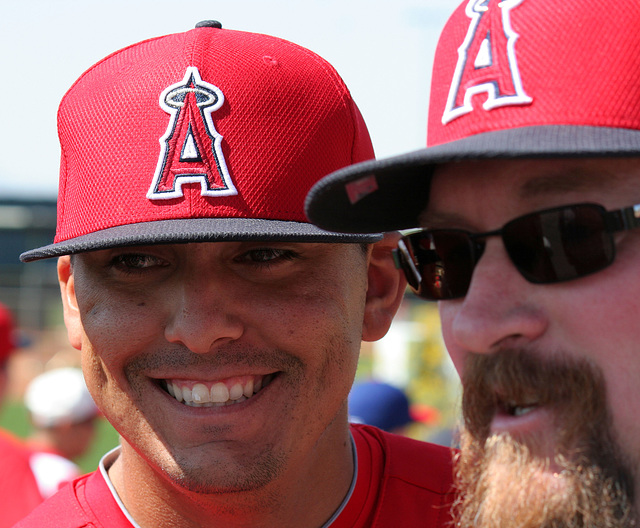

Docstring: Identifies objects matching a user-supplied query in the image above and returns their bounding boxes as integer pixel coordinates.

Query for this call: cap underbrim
[305,125,640,234]
[20,218,382,262]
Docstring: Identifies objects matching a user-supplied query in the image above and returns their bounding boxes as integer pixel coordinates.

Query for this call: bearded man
[305,0,640,526]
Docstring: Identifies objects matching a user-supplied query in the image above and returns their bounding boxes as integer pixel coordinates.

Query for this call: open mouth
[501,400,540,418]
[161,374,277,407]
[487,392,555,443]
[492,386,543,420]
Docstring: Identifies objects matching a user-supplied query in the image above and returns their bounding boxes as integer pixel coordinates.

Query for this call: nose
[443,239,548,355]
[164,268,244,354]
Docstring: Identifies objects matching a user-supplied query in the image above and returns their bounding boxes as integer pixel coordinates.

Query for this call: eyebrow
[418,164,623,229]
[518,167,619,198]
[418,210,468,229]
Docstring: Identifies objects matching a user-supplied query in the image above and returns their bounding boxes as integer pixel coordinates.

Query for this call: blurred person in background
[348,380,450,444]
[24,367,99,498]
[0,302,43,526]
[348,380,415,436]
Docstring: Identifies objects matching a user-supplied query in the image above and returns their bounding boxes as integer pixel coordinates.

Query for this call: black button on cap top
[195,20,222,29]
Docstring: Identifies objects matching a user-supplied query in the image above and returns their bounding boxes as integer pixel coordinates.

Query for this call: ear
[362,232,407,342]
[58,256,82,351]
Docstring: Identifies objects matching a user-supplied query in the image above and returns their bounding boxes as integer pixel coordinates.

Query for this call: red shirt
[14,424,455,527]
[0,429,43,527]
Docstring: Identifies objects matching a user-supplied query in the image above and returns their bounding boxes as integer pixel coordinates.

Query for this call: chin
[453,430,637,528]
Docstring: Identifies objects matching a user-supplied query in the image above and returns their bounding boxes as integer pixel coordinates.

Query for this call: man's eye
[111,253,166,272]
[238,248,299,265]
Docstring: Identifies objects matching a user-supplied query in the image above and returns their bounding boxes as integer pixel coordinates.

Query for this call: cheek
[592,350,640,477]
[536,265,640,461]
[438,302,465,377]
[577,301,640,456]
[266,265,367,347]
[282,267,366,386]
[75,288,162,414]
[76,283,160,358]
[80,343,116,419]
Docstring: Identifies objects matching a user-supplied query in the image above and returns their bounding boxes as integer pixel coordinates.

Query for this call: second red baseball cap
[305,0,640,233]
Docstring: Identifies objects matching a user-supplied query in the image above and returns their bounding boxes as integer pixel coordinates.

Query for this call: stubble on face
[122,344,306,493]
[454,350,637,528]
[119,328,361,495]
[71,243,368,515]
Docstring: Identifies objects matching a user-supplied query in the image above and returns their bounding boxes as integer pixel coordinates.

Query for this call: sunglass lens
[503,204,615,283]
[407,230,477,300]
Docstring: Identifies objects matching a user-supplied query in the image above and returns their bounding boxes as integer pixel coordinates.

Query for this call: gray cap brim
[20,218,382,262]
[305,125,640,234]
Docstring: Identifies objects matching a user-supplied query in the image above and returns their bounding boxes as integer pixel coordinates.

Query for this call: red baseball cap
[0,303,16,366]
[21,21,378,262]
[306,0,640,233]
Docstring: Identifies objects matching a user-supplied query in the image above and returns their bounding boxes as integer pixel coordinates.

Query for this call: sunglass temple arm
[609,204,640,231]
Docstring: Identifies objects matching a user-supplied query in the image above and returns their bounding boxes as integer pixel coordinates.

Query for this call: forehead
[423,157,640,225]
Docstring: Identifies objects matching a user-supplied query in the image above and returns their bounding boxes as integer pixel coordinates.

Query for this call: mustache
[461,349,607,447]
[123,343,306,384]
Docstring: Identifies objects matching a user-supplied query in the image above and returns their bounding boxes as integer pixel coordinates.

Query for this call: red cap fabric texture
[21,21,378,261]
[429,0,640,145]
[305,0,640,233]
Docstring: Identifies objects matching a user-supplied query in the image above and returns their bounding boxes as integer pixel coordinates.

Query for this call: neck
[108,426,355,528]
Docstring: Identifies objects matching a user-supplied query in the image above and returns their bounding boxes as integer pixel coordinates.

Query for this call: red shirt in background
[0,428,43,527]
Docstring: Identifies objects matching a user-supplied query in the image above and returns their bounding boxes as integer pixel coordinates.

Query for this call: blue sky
[0,0,453,198]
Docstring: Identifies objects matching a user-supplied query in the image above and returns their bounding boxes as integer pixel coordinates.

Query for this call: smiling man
[15,21,455,528]
[306,0,640,526]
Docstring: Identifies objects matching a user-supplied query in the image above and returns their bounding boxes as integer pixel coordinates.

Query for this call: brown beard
[454,350,636,528]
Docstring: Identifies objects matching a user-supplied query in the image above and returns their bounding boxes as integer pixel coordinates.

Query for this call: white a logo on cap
[442,0,531,125]
[148,67,237,200]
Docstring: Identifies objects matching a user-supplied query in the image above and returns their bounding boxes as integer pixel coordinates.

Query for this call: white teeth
[513,406,535,417]
[505,399,538,417]
[229,383,244,401]
[166,377,269,407]
[243,379,254,398]
[186,400,214,408]
[173,383,183,402]
[210,383,229,403]
[192,383,209,403]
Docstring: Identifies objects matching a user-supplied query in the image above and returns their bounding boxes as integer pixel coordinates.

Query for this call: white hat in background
[25,368,98,428]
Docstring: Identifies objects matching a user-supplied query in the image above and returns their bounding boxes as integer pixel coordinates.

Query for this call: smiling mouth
[161,374,277,407]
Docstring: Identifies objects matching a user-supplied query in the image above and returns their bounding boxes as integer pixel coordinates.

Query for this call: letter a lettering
[148,67,237,200]
[442,0,531,124]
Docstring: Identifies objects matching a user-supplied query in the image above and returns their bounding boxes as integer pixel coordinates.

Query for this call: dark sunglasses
[393,202,640,301]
